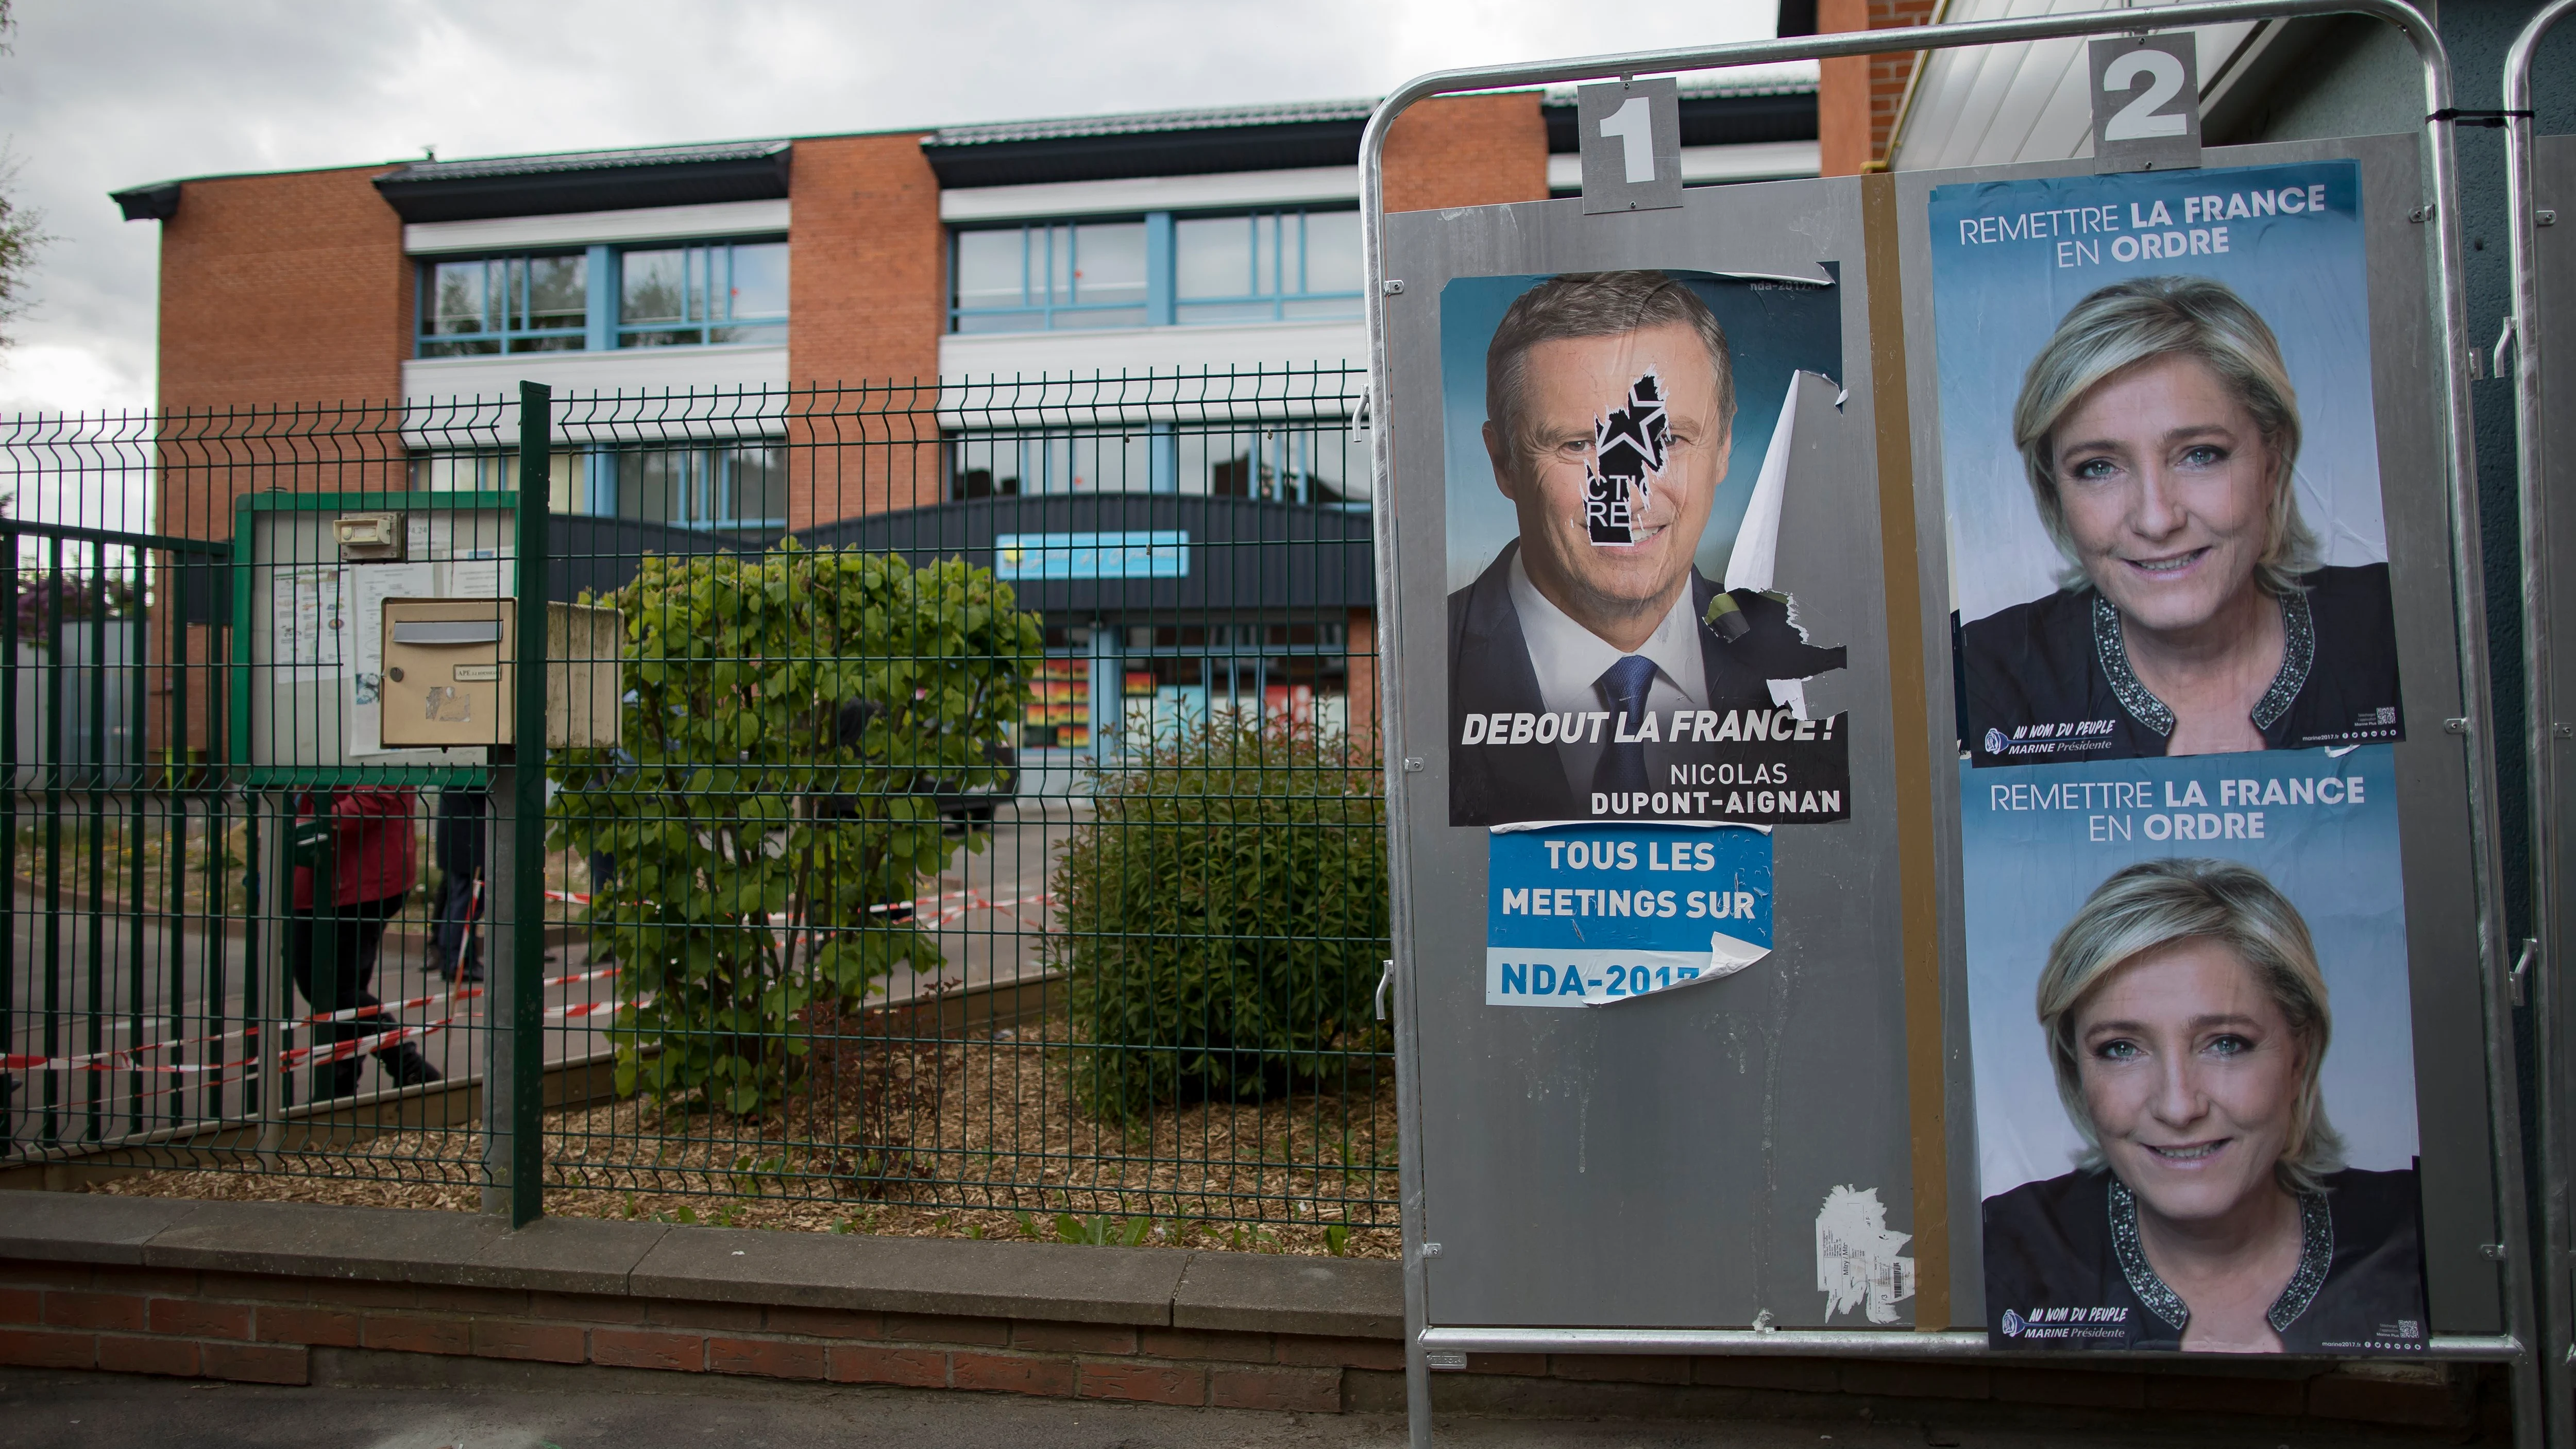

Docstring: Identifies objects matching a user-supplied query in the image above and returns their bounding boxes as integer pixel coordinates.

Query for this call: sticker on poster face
[1485,823,1771,1007]
[1584,369,1671,545]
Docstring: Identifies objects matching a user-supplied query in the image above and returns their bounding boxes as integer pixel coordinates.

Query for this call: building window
[948,208,1362,334]
[951,221,1148,333]
[613,444,787,531]
[408,450,580,513]
[419,254,588,356]
[414,239,788,357]
[1173,210,1363,325]
[948,422,1366,504]
[618,241,789,348]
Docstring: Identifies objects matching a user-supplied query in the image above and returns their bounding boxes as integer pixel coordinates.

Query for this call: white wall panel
[402,344,788,404]
[403,200,791,254]
[939,318,1365,380]
[1890,0,2255,170]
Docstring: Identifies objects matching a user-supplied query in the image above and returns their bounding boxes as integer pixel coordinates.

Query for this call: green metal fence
[0,372,1392,1250]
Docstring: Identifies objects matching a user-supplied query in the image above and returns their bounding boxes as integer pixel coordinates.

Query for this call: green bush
[550,542,1041,1114]
[1050,715,1389,1120]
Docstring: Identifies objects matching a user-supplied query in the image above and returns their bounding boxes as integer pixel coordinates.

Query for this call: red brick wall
[1819,0,1936,175]
[784,133,946,524]
[156,166,408,421]
[1382,93,1550,213]
[148,165,411,755]
[0,1254,2499,1434]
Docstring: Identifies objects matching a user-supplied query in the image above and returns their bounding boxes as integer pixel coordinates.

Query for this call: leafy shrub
[550,542,1040,1113]
[1050,715,1388,1120]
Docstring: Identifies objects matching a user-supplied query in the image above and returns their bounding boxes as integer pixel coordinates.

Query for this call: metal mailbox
[378,598,620,749]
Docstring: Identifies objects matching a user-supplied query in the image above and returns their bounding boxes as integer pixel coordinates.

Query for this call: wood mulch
[88,1012,1402,1261]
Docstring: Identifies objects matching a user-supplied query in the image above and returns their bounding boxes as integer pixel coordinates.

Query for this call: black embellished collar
[2108,1175,2334,1336]
[2091,588,2316,740]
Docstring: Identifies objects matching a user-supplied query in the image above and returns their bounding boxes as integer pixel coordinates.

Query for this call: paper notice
[345,561,438,756]
[443,554,510,600]
[271,566,344,677]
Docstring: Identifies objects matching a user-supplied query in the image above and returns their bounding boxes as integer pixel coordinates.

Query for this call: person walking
[427,786,486,984]
[287,786,442,1097]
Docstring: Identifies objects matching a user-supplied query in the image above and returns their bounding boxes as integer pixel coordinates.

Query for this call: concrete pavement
[0,1362,2446,1449]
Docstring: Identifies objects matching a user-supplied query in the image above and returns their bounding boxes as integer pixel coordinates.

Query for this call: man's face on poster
[1486,323,1730,643]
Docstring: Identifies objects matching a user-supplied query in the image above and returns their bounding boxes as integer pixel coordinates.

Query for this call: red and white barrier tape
[5,968,634,1076]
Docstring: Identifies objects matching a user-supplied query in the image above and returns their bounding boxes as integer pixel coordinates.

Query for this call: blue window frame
[950,220,1149,333]
[1173,209,1363,325]
[948,422,1367,505]
[948,207,1362,334]
[419,254,588,356]
[405,444,783,530]
[414,238,788,357]
[613,443,787,531]
[617,241,788,348]
[406,450,581,512]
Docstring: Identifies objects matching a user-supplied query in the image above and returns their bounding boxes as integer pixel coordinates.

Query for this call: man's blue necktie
[1592,655,1657,798]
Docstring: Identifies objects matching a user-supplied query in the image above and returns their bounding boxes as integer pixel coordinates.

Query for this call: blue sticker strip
[1485,824,1773,1008]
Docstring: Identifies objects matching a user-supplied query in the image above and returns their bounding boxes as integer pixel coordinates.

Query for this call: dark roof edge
[1543,88,1819,153]
[372,149,793,225]
[924,119,1371,190]
[110,182,183,223]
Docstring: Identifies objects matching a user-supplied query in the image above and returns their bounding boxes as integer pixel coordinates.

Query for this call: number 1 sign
[1577,77,1684,213]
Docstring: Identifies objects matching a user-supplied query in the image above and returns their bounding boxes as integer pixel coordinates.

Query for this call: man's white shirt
[1507,551,1711,800]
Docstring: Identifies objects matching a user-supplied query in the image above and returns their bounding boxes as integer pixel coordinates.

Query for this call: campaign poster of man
[1929,161,2404,769]
[1441,268,1855,828]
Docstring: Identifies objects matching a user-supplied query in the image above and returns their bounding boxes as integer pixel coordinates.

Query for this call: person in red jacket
[289,787,441,1097]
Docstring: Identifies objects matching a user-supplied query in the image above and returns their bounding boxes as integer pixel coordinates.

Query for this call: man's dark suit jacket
[1447,541,1846,825]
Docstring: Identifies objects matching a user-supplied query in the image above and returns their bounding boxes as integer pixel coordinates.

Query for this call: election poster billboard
[1929,159,2431,1354]
[1383,176,1928,1332]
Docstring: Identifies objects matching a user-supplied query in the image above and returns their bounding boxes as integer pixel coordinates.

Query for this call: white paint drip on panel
[1815,1185,1917,1324]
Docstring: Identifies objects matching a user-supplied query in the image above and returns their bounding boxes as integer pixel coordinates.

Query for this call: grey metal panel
[1382,175,1919,1328]
[1892,132,2504,1338]
[249,511,350,773]
[2531,125,2576,1382]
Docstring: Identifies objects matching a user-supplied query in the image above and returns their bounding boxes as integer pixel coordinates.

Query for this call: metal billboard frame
[1359,4,2537,1445]
[2503,5,2576,1445]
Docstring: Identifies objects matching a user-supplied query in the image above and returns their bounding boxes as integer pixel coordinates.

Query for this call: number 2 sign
[2088,33,2204,173]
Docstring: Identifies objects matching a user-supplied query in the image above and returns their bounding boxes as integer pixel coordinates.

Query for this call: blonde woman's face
[2049,354,2278,636]
[2072,936,2304,1225]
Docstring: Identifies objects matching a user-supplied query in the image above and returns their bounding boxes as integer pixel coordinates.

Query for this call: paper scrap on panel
[1722,370,1804,595]
[1816,1185,1916,1324]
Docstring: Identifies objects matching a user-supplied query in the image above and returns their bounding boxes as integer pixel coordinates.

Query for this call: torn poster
[1584,369,1671,545]
[1816,1184,1916,1324]
[1484,822,1771,1008]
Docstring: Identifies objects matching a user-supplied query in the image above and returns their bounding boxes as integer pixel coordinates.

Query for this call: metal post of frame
[482,380,550,1228]
[1355,6,2538,1446]
[2503,5,2576,1441]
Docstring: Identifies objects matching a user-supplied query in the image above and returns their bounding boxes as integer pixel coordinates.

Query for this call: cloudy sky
[0,0,1789,415]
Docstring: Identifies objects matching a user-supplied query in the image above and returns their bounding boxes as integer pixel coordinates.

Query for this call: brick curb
[0,1191,2504,1434]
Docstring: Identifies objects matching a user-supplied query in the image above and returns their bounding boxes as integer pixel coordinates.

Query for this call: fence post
[482,380,550,1227]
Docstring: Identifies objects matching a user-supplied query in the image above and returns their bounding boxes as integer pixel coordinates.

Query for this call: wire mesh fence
[0,370,1393,1251]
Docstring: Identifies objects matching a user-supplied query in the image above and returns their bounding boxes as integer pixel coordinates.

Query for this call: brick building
[111,78,1816,773]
